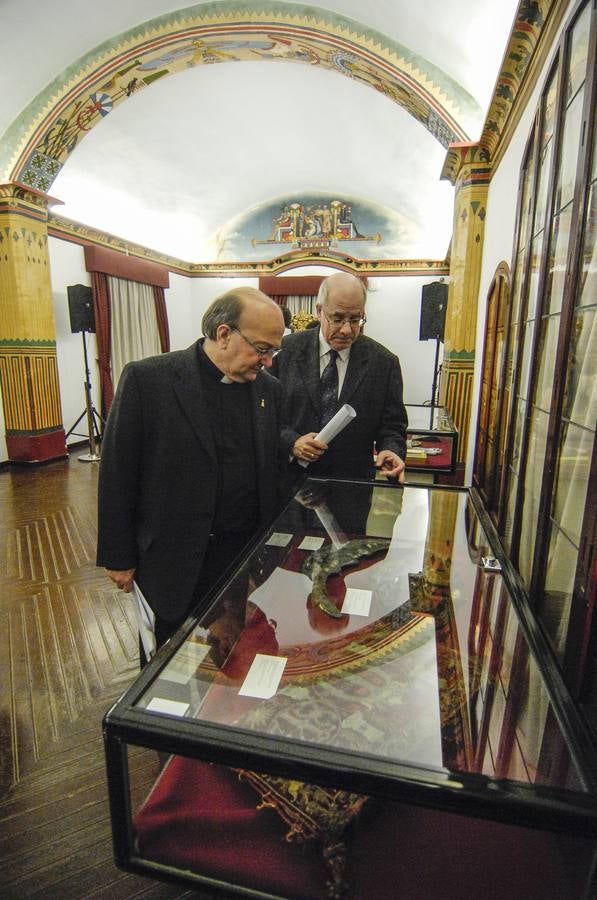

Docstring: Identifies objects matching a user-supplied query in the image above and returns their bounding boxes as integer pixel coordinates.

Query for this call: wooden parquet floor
[0,456,208,899]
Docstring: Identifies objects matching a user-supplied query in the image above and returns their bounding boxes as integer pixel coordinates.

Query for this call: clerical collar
[197,338,236,384]
[318,331,350,364]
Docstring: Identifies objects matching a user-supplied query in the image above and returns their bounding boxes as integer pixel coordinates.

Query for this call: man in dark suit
[96,287,284,660]
[272,272,407,491]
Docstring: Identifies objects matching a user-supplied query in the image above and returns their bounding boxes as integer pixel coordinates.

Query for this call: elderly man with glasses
[97,287,284,664]
[272,272,408,493]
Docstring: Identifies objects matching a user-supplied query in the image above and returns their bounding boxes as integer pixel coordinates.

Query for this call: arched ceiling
[1,0,520,263]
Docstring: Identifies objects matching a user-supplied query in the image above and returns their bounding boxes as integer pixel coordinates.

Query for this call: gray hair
[201,289,247,339]
[317,273,367,307]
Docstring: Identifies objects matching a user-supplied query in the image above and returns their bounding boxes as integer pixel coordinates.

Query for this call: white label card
[265,532,293,547]
[298,536,325,551]
[342,588,372,616]
[145,697,190,717]
[238,654,287,699]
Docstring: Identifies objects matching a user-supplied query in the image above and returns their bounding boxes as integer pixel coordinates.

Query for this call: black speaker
[67,284,95,333]
[419,282,448,341]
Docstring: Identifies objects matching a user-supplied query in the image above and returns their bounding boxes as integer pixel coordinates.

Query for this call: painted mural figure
[256,198,378,249]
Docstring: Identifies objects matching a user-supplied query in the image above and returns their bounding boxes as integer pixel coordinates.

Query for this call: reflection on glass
[534,314,560,412]
[553,419,594,547]
[562,306,597,425]
[519,408,549,585]
[511,398,526,471]
[577,180,596,310]
[503,470,519,553]
[534,139,553,237]
[546,204,572,315]
[510,249,526,326]
[515,663,550,781]
[542,524,576,659]
[518,150,536,253]
[555,89,585,213]
[518,319,536,401]
[566,1,590,102]
[130,481,590,798]
[527,231,545,316]
[542,70,558,149]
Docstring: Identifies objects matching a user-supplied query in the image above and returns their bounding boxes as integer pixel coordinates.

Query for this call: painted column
[0,183,66,462]
[439,144,491,471]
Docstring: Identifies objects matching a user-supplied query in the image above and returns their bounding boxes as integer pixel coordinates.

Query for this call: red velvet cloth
[135,756,581,900]
[135,758,332,899]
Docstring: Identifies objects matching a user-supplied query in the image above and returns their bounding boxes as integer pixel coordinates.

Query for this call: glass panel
[510,248,526,326]
[518,144,537,254]
[535,314,560,412]
[542,69,559,148]
[518,320,536,401]
[577,179,596,311]
[593,115,597,182]
[511,398,526,472]
[555,88,585,212]
[542,524,576,659]
[566,1,590,102]
[563,305,597,426]
[526,229,545,315]
[519,408,549,585]
[545,203,573,315]
[503,471,519,552]
[126,481,592,803]
[553,419,594,547]
[533,143,553,238]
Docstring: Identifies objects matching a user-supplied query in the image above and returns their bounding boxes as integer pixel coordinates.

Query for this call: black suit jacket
[271,327,408,484]
[96,342,282,622]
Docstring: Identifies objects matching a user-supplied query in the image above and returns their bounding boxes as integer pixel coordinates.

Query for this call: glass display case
[103,478,597,900]
[404,403,458,473]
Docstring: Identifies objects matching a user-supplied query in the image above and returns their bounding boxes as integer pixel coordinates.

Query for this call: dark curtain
[91,271,114,419]
[153,285,170,352]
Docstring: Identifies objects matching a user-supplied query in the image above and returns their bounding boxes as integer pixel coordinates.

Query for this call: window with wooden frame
[474,0,596,701]
[474,262,511,516]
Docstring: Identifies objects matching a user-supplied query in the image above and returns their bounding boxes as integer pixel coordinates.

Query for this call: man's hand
[106,567,136,592]
[292,433,328,464]
[375,450,405,483]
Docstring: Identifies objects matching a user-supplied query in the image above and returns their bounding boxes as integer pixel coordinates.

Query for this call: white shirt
[318,331,350,396]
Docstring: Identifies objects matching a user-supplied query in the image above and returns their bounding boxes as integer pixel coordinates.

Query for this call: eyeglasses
[322,311,367,328]
[230,327,281,359]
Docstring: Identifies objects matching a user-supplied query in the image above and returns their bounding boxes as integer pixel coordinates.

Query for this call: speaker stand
[427,335,443,420]
[65,331,104,462]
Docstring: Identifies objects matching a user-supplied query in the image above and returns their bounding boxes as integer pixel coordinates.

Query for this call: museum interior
[0,1,595,897]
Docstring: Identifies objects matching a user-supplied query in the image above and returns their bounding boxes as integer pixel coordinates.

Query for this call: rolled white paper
[313,502,348,548]
[299,403,357,467]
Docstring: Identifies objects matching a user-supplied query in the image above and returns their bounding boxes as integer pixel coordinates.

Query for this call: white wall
[467,0,575,478]
[188,276,259,343]
[48,238,195,445]
[365,276,445,405]
[165,271,195,350]
[49,237,99,448]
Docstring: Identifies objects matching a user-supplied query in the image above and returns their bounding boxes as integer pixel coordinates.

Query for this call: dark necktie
[320,349,339,428]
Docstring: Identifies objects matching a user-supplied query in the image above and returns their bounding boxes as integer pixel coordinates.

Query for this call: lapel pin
[261,398,265,408]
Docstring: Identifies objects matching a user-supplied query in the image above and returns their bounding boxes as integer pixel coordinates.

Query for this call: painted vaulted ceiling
[1,0,520,264]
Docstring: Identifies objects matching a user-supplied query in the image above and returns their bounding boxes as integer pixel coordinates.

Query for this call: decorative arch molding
[47,212,450,277]
[1,1,479,192]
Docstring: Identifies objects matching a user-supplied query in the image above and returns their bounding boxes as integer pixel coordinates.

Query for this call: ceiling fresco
[3,1,480,193]
[212,192,423,261]
[1,0,524,264]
